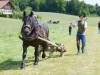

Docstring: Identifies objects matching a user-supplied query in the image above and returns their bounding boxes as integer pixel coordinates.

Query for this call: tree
[96,6,100,16]
[66,0,79,15]
[24,6,32,14]
[10,0,100,17]
[58,0,66,13]
[95,3,99,7]
[39,0,46,11]
[29,0,40,11]
[19,0,30,11]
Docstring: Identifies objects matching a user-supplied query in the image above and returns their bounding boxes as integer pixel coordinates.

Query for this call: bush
[90,14,99,17]
[3,14,6,17]
[37,15,42,20]
[0,10,42,20]
[9,14,12,18]
[18,12,23,19]
[0,12,3,17]
[13,11,23,19]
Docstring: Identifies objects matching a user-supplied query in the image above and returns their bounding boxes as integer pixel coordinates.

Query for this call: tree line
[10,0,100,17]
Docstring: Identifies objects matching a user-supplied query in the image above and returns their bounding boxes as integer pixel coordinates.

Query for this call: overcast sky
[79,0,100,6]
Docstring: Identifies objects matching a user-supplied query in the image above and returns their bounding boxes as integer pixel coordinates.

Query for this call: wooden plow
[19,36,66,57]
[38,37,66,57]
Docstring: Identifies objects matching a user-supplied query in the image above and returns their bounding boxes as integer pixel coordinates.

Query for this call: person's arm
[70,22,78,27]
[70,23,75,27]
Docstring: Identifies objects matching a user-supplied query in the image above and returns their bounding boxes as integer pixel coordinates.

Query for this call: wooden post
[37,37,58,47]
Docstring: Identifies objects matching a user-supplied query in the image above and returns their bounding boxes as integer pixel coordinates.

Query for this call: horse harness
[21,22,47,41]
[37,23,47,39]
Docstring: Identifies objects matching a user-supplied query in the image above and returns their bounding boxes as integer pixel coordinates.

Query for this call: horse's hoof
[42,54,46,58]
[77,53,80,55]
[34,62,38,66]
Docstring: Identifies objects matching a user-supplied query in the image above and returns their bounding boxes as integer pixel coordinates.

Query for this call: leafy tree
[10,0,100,17]
[39,0,46,11]
[96,6,100,16]
[19,0,30,11]
[58,0,66,13]
[24,6,32,14]
[29,0,40,11]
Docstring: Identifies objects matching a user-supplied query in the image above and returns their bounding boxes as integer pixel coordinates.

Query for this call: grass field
[0,12,100,75]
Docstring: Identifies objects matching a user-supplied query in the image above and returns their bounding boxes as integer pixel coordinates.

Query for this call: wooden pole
[37,37,58,47]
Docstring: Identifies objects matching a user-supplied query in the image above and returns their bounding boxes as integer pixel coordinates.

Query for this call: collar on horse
[20,24,46,41]
[19,35,38,41]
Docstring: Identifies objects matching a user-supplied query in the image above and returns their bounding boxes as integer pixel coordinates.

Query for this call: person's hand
[82,33,85,35]
[70,23,72,25]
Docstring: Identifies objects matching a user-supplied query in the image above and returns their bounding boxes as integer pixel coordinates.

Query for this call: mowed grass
[0,12,100,75]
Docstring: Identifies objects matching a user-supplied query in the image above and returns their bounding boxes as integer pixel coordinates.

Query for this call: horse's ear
[23,11,26,16]
[30,11,33,17]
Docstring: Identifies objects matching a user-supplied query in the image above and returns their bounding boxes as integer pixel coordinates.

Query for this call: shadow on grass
[0,58,50,71]
[65,54,77,56]
[0,55,61,71]
[0,59,39,71]
[27,55,60,63]
[47,55,61,58]
[0,59,21,71]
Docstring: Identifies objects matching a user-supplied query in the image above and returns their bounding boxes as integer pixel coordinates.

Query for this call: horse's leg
[42,43,47,58]
[34,45,39,65]
[20,45,27,69]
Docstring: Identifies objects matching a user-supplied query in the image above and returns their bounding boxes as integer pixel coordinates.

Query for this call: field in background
[0,12,100,75]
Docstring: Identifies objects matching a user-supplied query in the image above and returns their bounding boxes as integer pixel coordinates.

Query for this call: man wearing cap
[70,14,87,55]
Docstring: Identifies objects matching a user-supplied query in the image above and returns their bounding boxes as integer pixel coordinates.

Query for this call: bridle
[21,17,38,41]
[23,24,35,36]
[21,25,37,41]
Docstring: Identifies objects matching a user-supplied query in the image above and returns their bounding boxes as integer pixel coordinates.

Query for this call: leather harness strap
[19,35,38,41]
[37,25,46,39]
[37,29,44,38]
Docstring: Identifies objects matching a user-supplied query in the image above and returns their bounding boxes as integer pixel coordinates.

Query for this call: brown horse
[20,11,49,69]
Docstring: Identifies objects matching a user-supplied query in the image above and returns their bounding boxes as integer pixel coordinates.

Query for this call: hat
[79,14,85,17]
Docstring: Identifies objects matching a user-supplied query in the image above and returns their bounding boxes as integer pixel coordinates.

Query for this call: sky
[79,0,100,6]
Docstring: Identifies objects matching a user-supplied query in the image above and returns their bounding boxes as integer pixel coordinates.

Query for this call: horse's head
[22,11,37,36]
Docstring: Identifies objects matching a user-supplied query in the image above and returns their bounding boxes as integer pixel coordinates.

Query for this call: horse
[53,21,59,24]
[47,20,52,24]
[20,11,49,69]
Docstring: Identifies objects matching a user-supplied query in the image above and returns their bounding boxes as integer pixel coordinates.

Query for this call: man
[70,14,87,55]
[69,25,72,35]
[98,21,100,34]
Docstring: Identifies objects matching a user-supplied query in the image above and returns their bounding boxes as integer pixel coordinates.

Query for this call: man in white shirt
[70,14,87,55]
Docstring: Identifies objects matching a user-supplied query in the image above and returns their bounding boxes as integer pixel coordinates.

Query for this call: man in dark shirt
[98,21,100,34]
[69,25,72,35]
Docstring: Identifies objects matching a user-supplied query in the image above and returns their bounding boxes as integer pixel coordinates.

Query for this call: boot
[77,45,80,55]
[82,42,86,54]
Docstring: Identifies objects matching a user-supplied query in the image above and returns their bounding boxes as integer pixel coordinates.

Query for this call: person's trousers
[77,32,86,53]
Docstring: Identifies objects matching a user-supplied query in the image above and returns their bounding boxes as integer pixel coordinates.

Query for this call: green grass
[0,12,100,75]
